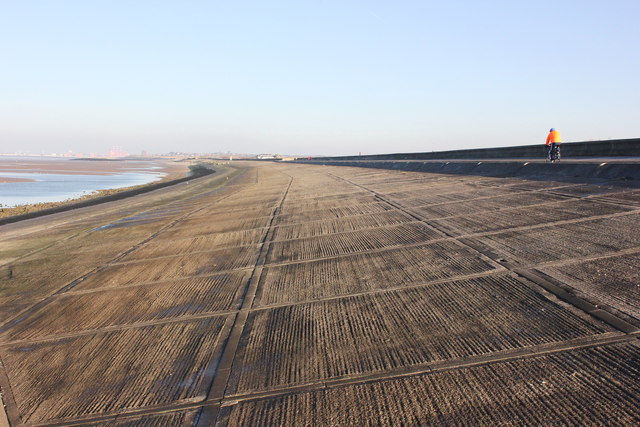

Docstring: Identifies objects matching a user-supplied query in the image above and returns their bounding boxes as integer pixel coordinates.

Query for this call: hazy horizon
[2,1,639,156]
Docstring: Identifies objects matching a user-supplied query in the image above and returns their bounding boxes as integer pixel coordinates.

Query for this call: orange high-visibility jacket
[546,130,562,145]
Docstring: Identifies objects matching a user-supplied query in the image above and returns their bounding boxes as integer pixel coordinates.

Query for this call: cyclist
[546,128,562,162]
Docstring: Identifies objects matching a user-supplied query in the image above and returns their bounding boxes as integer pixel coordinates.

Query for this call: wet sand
[0,157,188,180]
[0,177,35,183]
[0,157,193,218]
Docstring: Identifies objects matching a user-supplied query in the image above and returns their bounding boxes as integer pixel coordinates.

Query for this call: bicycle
[547,143,561,162]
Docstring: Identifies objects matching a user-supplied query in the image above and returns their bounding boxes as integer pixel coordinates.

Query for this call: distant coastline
[0,177,35,183]
[1,184,154,219]
[72,157,124,161]
[0,169,218,225]
[0,157,192,219]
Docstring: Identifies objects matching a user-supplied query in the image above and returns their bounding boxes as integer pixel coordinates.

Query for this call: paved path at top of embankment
[0,161,638,426]
[312,156,640,163]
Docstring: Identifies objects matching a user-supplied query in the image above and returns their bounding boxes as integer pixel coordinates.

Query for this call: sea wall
[306,138,640,161]
[292,138,640,182]
[293,159,640,181]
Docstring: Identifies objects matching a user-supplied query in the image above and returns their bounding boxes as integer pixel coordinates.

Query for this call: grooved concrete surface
[0,162,639,426]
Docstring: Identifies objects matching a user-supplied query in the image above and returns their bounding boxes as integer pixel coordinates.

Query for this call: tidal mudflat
[0,156,189,209]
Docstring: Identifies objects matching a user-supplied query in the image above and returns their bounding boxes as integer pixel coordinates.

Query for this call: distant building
[256,154,277,159]
[108,146,129,158]
[63,150,83,158]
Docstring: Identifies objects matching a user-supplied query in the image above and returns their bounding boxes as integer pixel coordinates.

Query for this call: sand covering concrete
[0,162,638,425]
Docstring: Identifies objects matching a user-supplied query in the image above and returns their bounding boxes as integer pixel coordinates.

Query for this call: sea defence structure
[308,138,640,161]
[0,147,639,425]
[296,137,640,181]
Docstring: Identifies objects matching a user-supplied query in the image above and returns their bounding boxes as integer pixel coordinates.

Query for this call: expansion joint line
[0,170,255,427]
[0,166,242,270]
[196,171,294,426]
[38,332,640,426]
[216,331,639,408]
[0,227,84,270]
[326,171,639,336]
[0,168,248,326]
[0,352,19,427]
[0,183,241,337]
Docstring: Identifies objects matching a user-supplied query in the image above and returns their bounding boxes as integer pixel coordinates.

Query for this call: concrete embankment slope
[1,161,639,425]
[297,137,640,181]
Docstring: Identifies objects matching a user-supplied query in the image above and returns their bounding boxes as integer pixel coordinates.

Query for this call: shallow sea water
[0,170,164,207]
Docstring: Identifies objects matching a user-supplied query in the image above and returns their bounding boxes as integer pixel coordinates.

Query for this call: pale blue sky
[1,0,638,155]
